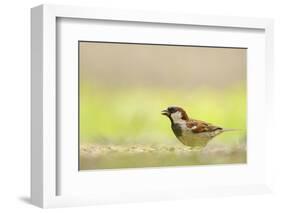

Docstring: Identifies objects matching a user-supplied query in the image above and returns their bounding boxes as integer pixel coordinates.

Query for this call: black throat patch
[171,123,183,137]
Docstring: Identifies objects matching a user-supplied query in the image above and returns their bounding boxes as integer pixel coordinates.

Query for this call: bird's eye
[168,107,177,113]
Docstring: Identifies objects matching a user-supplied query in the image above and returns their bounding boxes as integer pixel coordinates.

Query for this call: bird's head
[161,106,189,123]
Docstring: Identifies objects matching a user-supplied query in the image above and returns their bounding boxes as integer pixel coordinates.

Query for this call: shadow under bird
[161,106,237,149]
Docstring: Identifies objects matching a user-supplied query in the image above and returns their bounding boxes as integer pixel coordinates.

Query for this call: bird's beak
[161,109,169,116]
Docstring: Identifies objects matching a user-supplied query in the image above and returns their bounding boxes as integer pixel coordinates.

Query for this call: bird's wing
[187,119,222,134]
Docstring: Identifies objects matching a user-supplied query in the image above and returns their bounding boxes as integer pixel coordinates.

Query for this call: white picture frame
[31,4,274,208]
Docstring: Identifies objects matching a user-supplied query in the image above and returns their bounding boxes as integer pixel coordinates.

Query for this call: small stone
[169,147,175,152]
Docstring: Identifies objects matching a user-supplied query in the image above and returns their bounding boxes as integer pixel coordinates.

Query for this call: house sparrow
[161,106,234,149]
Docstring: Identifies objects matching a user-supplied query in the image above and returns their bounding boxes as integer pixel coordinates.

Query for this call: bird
[161,106,235,149]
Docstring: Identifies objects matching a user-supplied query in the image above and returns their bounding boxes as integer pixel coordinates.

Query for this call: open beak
[161,109,169,116]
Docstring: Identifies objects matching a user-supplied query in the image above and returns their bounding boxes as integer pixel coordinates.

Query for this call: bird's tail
[222,128,243,132]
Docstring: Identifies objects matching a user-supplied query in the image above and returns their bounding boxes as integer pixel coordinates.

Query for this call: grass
[80,82,246,144]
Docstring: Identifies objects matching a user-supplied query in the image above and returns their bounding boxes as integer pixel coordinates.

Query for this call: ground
[79,142,246,170]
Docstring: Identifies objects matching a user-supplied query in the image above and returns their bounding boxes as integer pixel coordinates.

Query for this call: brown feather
[186,119,222,133]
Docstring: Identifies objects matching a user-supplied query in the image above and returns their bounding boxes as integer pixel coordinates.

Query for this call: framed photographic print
[31,4,274,208]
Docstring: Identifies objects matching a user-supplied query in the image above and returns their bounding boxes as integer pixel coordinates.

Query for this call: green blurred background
[79,42,247,169]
